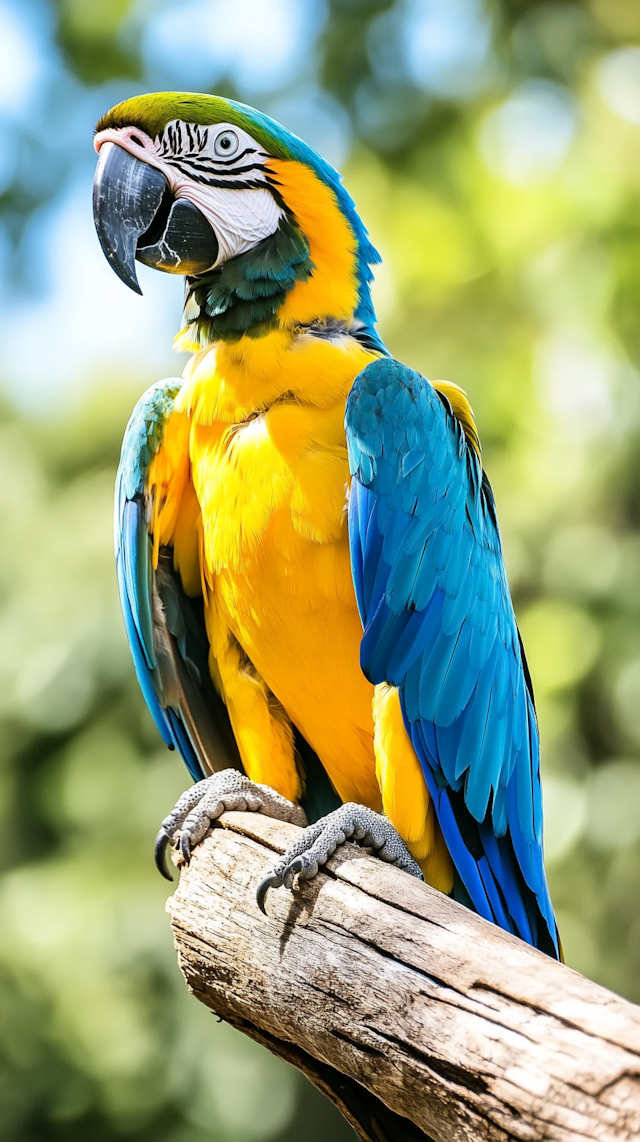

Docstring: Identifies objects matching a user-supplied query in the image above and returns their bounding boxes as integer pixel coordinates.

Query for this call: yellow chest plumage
[175,330,381,809]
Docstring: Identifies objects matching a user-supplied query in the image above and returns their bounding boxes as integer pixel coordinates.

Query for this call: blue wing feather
[115,379,242,784]
[346,357,560,958]
[117,543,173,748]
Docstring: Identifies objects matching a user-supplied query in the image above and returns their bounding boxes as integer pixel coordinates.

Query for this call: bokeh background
[2,0,640,1137]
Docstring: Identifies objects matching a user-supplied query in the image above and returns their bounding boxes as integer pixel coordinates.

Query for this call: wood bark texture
[166,811,640,1142]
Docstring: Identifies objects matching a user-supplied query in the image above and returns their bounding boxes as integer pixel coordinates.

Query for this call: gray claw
[154,828,173,882]
[256,871,282,915]
[179,831,191,864]
[283,855,305,889]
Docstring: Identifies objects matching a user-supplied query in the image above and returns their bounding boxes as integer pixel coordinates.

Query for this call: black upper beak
[93,143,219,294]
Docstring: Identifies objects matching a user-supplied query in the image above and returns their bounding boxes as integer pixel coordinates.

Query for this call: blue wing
[115,379,241,783]
[346,358,560,958]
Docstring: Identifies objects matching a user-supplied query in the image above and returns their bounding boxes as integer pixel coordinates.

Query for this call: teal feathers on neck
[182,214,314,345]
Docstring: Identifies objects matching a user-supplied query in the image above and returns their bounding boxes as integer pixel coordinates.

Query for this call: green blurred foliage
[54,0,141,84]
[4,0,640,1138]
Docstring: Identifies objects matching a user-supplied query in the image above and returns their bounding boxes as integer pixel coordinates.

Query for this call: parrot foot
[256,803,423,914]
[154,769,308,881]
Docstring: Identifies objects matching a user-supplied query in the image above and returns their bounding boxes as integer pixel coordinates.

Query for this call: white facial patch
[176,183,283,265]
[94,119,284,268]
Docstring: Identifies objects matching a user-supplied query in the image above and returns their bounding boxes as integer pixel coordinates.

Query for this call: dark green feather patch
[182,214,314,344]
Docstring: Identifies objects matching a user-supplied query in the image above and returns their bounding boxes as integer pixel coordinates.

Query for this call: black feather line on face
[165,160,268,183]
[177,146,261,168]
[182,174,270,190]
[158,121,209,156]
[173,158,265,176]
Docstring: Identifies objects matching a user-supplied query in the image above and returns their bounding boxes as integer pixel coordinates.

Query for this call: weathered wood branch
[166,812,640,1142]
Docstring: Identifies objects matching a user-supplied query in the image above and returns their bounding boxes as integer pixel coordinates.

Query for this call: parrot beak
[93,142,219,294]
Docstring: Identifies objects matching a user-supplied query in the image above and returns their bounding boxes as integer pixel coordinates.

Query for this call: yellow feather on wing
[373,684,454,893]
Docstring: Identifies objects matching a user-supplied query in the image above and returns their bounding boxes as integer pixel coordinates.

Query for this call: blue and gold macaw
[93,92,560,959]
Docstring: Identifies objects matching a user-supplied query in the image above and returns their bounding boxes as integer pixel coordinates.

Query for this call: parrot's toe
[257,803,423,913]
[155,768,307,877]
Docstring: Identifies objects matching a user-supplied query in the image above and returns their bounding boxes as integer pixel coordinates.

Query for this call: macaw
[93,92,560,959]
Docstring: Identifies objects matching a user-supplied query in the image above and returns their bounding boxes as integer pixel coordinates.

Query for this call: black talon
[179,831,192,864]
[154,828,174,882]
[256,872,281,915]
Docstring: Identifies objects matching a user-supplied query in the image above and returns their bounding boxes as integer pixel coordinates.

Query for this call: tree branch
[166,812,640,1142]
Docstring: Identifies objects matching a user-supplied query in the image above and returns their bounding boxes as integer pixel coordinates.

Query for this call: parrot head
[93,92,382,349]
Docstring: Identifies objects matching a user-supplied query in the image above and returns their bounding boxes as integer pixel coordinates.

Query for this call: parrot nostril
[130,134,145,147]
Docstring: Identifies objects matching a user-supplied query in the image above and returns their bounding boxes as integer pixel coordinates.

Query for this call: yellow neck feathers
[176,327,378,428]
[267,159,360,327]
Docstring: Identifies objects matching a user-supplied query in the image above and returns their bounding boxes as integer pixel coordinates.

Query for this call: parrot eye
[214,130,239,158]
